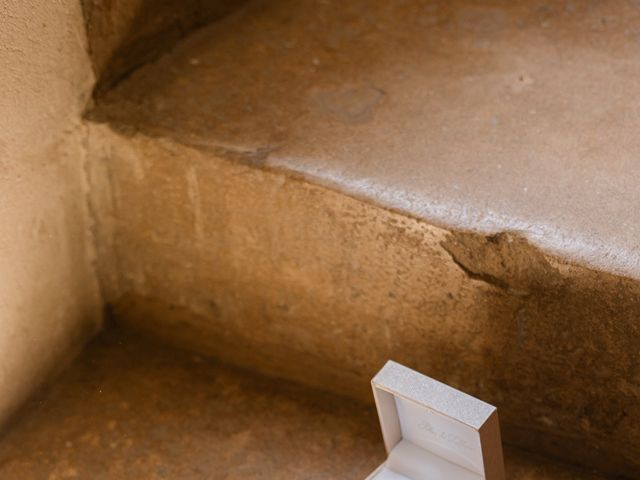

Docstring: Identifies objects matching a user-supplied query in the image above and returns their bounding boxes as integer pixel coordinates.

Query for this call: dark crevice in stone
[82,0,251,97]
[442,243,512,291]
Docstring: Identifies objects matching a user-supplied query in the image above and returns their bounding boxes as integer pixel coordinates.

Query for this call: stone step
[0,326,606,480]
[87,0,640,475]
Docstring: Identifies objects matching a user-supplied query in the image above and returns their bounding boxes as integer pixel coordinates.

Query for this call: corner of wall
[0,0,104,427]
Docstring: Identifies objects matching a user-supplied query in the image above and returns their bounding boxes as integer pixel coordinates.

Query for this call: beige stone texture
[0,0,101,426]
[89,125,640,477]
[86,1,640,474]
[2,0,635,476]
[93,0,640,281]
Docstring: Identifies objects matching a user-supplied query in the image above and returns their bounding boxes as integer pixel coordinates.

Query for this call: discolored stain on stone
[441,231,561,295]
[310,84,386,124]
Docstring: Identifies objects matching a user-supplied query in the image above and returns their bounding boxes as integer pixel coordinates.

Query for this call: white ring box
[367,361,505,480]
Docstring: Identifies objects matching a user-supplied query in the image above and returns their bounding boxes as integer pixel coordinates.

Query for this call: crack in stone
[443,245,512,291]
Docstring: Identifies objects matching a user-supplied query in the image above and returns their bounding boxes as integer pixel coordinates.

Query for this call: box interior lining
[371,387,484,480]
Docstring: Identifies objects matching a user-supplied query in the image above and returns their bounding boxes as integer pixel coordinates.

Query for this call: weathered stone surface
[91,0,640,281]
[0,325,606,479]
[82,0,248,94]
[89,125,640,476]
[86,0,640,474]
[0,0,101,428]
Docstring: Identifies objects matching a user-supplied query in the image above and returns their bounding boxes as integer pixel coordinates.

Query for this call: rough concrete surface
[0,0,101,426]
[88,125,640,476]
[0,325,607,480]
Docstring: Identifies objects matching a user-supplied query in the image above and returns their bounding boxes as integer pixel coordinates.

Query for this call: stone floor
[0,324,606,479]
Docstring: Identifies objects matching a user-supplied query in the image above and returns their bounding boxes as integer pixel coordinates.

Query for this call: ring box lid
[367,361,505,480]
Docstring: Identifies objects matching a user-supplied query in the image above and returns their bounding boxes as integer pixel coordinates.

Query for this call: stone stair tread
[0,325,605,479]
[92,0,640,280]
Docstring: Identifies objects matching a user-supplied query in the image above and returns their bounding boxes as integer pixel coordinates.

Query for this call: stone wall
[0,0,102,425]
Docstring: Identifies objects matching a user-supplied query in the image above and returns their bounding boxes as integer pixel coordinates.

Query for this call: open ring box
[366,361,505,480]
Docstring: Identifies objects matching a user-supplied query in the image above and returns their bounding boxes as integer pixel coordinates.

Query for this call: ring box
[366,361,505,480]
